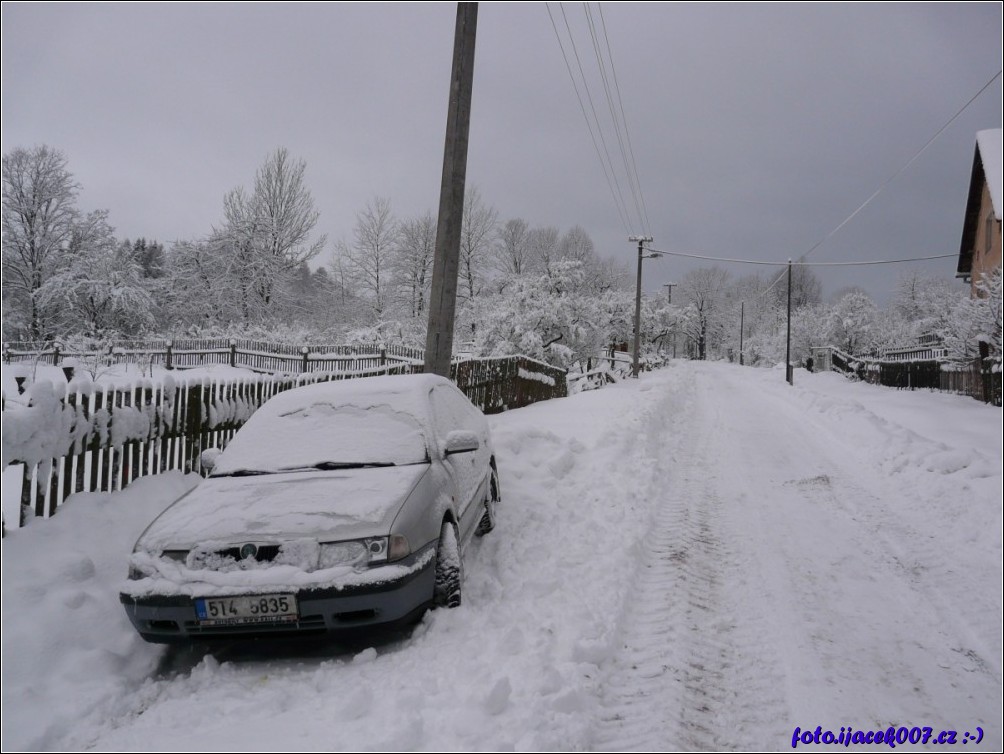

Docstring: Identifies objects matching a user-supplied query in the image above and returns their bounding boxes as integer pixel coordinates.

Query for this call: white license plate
[195,594,298,625]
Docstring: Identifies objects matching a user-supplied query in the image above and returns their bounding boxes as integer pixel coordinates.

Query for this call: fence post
[229,340,237,368]
[301,346,309,373]
[52,344,61,366]
[165,341,173,370]
[380,347,387,367]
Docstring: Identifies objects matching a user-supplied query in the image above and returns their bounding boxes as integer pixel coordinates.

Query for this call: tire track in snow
[591,371,789,751]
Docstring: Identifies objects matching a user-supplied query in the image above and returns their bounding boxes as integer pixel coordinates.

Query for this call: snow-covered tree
[679,266,732,360]
[458,186,498,303]
[35,211,154,336]
[939,265,1002,363]
[828,290,879,355]
[527,226,560,276]
[343,196,398,318]
[494,217,532,277]
[392,212,436,319]
[2,145,81,339]
[217,148,327,323]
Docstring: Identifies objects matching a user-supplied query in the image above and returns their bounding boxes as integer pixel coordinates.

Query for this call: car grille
[213,544,281,563]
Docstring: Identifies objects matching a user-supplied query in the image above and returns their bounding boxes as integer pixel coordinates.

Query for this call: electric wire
[583,2,647,234]
[545,3,632,234]
[552,2,634,233]
[753,68,1002,299]
[644,247,958,267]
[597,2,652,235]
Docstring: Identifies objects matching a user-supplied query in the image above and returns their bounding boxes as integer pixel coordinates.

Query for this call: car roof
[257,372,453,416]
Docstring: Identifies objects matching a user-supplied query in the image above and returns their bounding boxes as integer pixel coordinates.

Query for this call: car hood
[136,464,430,552]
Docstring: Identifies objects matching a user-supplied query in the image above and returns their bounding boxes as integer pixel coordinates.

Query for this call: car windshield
[211,402,429,476]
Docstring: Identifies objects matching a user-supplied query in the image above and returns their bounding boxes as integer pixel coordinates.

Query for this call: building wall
[970,178,1002,296]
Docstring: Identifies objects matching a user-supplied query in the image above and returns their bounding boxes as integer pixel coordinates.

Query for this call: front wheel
[475,466,500,537]
[433,521,462,608]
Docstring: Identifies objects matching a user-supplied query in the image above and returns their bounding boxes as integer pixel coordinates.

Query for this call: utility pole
[739,301,745,366]
[662,282,676,304]
[630,235,655,378]
[785,259,793,385]
[425,3,478,378]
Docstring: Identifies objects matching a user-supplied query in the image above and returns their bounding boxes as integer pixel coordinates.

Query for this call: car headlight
[319,536,410,568]
[318,541,368,568]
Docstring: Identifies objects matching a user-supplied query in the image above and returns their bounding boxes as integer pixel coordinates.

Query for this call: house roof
[976,129,1002,221]
[957,128,1003,278]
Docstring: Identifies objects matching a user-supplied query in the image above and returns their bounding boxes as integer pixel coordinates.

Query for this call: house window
[986,212,994,258]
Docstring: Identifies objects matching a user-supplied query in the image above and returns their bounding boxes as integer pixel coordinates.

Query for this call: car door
[430,384,490,544]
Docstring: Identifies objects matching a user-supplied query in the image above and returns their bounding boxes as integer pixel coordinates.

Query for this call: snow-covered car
[120,373,500,643]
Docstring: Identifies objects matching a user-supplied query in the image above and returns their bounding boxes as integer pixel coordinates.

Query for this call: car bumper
[120,549,436,643]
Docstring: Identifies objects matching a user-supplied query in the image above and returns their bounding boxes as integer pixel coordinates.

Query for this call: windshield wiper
[302,461,397,470]
[214,469,276,477]
[216,462,400,477]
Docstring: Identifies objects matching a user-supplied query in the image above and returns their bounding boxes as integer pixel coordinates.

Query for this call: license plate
[195,594,298,625]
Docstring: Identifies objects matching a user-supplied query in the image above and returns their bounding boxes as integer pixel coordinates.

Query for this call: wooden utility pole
[739,300,745,366]
[785,260,793,385]
[425,3,478,378]
[630,235,654,378]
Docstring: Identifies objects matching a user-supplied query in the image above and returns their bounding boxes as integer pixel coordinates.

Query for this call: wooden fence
[2,339,426,376]
[827,347,1001,406]
[2,356,567,527]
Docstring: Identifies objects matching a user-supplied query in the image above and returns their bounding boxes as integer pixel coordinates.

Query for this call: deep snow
[1,361,1000,751]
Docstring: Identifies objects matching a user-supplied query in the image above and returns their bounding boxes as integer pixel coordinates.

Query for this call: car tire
[475,465,500,537]
[433,521,462,608]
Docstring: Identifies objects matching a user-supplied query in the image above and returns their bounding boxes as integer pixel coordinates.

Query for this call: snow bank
[0,472,200,751]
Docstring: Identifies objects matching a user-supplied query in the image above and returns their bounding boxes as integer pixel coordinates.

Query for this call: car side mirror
[444,430,480,456]
[200,448,222,474]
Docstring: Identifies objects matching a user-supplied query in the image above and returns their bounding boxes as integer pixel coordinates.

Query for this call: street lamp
[629,235,659,378]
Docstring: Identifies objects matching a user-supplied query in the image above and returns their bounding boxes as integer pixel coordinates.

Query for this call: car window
[430,384,485,440]
[212,401,429,475]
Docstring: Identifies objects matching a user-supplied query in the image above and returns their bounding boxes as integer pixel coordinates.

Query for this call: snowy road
[2,362,1000,750]
[594,365,1001,751]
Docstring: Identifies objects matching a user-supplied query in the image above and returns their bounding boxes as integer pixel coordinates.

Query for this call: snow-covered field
[2,361,1000,751]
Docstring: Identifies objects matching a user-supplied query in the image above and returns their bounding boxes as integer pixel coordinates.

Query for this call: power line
[545,3,632,233]
[548,2,634,233]
[597,2,652,235]
[583,2,648,234]
[754,68,1003,299]
[645,247,958,267]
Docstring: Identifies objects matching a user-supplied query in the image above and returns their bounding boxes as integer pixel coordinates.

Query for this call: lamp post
[629,235,658,378]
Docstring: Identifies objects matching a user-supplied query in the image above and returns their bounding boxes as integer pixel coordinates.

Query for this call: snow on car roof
[211,373,452,474]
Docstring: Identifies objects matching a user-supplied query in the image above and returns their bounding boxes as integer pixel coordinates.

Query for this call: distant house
[881,333,948,362]
[957,128,1002,296]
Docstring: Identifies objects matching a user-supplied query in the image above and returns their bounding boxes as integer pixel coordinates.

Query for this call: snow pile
[0,472,200,751]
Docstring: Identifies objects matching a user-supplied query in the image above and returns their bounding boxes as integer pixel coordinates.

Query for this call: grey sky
[2,2,1001,304]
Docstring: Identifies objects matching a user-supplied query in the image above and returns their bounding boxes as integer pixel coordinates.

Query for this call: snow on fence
[826,347,1001,406]
[1,355,566,528]
[567,351,634,393]
[451,356,567,414]
[1,339,425,376]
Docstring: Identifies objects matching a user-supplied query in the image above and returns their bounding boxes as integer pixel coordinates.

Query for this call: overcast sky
[2,2,1001,304]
